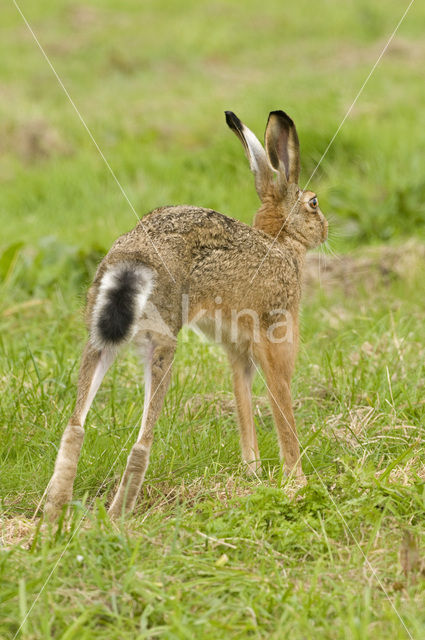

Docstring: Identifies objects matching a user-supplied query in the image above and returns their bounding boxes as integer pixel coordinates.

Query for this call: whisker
[323,240,341,260]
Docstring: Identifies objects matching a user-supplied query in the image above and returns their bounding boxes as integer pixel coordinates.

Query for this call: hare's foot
[287,464,307,486]
[108,491,138,520]
[245,458,262,476]
[44,477,73,521]
[108,443,150,519]
[44,423,84,521]
[294,471,307,488]
[285,468,307,499]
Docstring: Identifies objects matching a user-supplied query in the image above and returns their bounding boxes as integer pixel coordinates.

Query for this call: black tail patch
[96,268,141,344]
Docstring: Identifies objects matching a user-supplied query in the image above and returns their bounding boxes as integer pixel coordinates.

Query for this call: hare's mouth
[321,217,329,243]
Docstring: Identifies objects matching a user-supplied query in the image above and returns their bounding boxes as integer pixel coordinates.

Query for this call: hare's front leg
[228,353,260,474]
[44,343,115,521]
[254,334,305,484]
[108,337,176,518]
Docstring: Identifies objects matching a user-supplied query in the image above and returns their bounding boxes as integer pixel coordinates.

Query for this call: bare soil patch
[304,240,425,297]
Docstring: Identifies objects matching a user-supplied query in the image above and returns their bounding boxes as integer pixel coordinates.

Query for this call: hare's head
[225,110,327,249]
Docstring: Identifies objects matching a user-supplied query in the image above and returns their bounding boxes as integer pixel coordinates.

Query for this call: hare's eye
[309,197,318,210]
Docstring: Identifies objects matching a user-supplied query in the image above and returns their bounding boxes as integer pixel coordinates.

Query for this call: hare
[44,110,327,521]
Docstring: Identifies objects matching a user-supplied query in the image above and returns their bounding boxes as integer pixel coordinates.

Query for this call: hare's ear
[265,110,300,185]
[225,111,274,200]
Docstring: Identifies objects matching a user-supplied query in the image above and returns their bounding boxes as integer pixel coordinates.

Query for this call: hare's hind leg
[228,353,260,474]
[44,343,116,521]
[108,336,176,518]
[254,336,305,484]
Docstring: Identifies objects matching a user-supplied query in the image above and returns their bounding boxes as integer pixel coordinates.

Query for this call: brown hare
[44,110,328,520]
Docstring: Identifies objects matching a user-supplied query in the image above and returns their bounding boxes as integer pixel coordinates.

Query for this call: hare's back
[143,206,265,247]
[110,206,271,268]
[143,207,297,308]
[106,206,294,296]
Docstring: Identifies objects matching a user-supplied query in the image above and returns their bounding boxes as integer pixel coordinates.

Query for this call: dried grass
[183,391,271,419]
[0,516,36,549]
[376,456,425,486]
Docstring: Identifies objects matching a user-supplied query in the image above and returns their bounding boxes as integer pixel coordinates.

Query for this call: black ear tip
[269,110,295,127]
[225,110,242,131]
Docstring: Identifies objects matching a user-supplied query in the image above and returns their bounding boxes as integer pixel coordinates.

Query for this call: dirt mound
[304,240,425,296]
[1,118,71,163]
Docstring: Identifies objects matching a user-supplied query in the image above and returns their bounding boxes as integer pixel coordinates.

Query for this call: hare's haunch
[44,110,328,520]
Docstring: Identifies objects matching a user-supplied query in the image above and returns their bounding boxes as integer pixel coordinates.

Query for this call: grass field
[1,1,425,638]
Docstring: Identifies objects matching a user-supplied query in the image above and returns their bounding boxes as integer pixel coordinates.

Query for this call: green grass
[1,0,425,638]
[2,0,425,248]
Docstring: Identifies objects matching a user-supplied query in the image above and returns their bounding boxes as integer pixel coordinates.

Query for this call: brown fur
[44,110,327,520]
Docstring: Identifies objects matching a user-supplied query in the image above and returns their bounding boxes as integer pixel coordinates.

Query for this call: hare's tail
[90,262,154,350]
